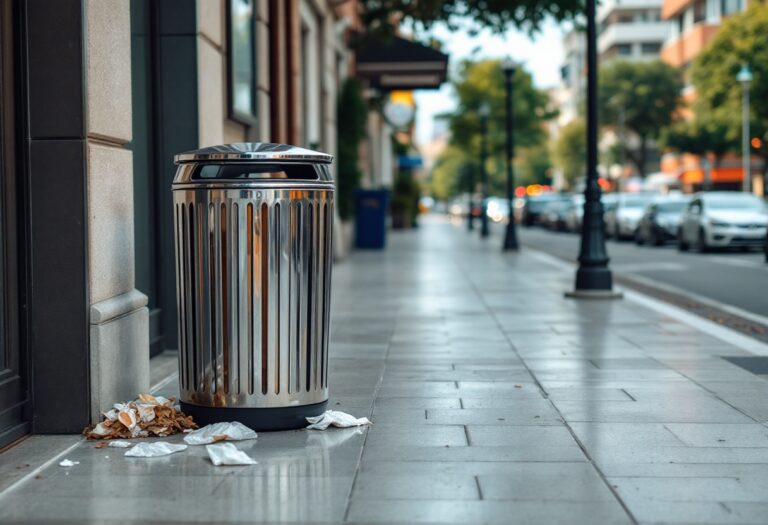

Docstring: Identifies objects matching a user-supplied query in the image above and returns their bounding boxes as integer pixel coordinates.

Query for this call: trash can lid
[174,143,333,164]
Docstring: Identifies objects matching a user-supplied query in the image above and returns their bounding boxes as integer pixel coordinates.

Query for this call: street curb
[525,248,768,357]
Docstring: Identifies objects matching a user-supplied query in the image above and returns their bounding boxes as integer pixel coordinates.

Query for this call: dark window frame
[226,0,258,126]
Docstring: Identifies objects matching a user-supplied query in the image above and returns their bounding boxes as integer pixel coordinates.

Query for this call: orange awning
[679,167,744,184]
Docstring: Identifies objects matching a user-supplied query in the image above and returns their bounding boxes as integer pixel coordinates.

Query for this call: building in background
[659,0,753,191]
[554,28,586,130]
[598,0,670,63]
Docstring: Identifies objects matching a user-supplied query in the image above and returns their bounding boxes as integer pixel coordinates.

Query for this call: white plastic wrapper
[183,422,258,445]
[107,440,132,448]
[124,442,187,458]
[306,410,372,430]
[59,459,79,467]
[205,443,257,466]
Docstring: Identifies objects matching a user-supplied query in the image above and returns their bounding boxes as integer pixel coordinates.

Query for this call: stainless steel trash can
[172,143,334,430]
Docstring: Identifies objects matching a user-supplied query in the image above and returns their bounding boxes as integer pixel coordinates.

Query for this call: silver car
[605,193,657,240]
[678,192,768,252]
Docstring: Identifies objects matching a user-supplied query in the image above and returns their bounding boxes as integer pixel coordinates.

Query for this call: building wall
[86,0,149,420]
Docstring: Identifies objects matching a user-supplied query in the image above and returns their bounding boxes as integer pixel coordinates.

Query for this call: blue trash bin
[355,189,390,249]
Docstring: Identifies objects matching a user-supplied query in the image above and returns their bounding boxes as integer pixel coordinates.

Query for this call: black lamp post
[566,0,621,299]
[479,102,490,238]
[502,58,519,251]
[465,164,475,231]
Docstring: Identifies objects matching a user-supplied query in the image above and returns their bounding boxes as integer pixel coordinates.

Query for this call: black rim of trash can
[180,400,328,432]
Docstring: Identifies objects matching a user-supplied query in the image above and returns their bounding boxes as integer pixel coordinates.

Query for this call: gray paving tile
[555,399,754,423]
[478,470,615,501]
[364,424,468,448]
[346,499,632,524]
[351,473,479,500]
[570,422,687,450]
[665,423,768,448]
[362,445,587,463]
[467,426,577,448]
[374,397,462,409]
[428,408,563,426]
[610,476,768,503]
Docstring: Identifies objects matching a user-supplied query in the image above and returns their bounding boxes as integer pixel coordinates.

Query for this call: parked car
[678,192,768,252]
[545,198,576,231]
[604,193,657,240]
[564,194,585,232]
[521,193,569,226]
[635,196,691,246]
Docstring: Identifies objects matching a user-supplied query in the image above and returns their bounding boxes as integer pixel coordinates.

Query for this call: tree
[336,77,367,221]
[553,119,586,187]
[515,143,552,186]
[361,0,583,36]
[660,112,736,167]
[430,145,474,200]
[445,59,553,195]
[692,1,768,178]
[599,60,682,177]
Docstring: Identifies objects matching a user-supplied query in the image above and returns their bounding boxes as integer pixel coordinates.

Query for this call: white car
[678,192,768,252]
[605,193,657,240]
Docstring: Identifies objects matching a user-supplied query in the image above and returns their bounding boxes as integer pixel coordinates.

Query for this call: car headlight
[709,219,731,227]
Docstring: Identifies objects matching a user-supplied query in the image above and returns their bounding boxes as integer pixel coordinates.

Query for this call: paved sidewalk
[3,219,768,523]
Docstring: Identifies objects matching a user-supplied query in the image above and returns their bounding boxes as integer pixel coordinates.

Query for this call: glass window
[694,0,706,22]
[641,43,661,54]
[617,44,632,56]
[228,0,257,124]
[721,0,743,15]
[706,194,766,210]
[656,201,689,213]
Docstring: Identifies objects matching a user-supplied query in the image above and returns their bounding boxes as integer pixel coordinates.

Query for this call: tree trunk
[637,135,647,178]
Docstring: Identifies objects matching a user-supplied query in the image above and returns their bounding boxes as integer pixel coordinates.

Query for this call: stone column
[86,0,149,420]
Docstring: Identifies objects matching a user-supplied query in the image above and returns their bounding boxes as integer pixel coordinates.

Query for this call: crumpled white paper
[205,443,257,466]
[59,459,79,467]
[306,410,371,430]
[183,422,258,445]
[124,442,187,458]
[107,440,132,448]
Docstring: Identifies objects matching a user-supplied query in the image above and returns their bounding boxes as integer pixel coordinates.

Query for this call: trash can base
[180,400,328,432]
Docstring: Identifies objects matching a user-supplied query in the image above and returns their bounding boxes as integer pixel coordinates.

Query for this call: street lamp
[502,58,519,251]
[566,0,621,299]
[478,101,490,238]
[465,163,475,231]
[737,63,752,193]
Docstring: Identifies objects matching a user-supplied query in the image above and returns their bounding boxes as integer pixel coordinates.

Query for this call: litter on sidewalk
[58,459,79,467]
[83,393,197,440]
[124,442,188,458]
[306,410,372,430]
[205,443,257,466]
[108,440,132,448]
[183,422,258,445]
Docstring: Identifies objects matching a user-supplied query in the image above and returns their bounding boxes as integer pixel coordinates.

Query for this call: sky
[408,19,566,145]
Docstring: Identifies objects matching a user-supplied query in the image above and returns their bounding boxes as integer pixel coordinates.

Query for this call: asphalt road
[505,224,768,320]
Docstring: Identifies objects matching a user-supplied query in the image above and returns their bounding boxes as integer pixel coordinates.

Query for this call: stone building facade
[0,0,357,447]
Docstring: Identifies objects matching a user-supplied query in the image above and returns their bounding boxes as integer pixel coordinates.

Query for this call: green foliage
[553,118,586,187]
[336,77,367,221]
[692,2,768,153]
[391,170,421,228]
[515,143,552,186]
[429,59,552,199]
[361,0,584,36]
[599,60,682,176]
[660,113,736,165]
[431,146,473,200]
